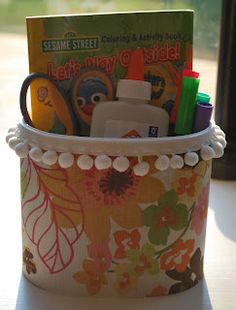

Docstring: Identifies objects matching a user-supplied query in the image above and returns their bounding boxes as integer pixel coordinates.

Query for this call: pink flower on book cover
[21,158,84,274]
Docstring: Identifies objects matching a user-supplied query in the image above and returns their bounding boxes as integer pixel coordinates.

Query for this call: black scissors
[20,70,114,136]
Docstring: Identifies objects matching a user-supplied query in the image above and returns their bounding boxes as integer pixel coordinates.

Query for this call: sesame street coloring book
[26,10,193,135]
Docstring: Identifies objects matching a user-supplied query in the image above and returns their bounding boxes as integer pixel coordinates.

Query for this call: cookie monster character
[72,70,114,136]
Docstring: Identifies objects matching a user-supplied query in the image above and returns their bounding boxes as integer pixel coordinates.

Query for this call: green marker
[175,76,200,135]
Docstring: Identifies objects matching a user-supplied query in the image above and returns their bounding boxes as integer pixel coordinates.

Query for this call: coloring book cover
[26,10,193,135]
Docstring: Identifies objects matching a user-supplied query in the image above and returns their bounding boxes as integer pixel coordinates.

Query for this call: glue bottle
[90,48,169,138]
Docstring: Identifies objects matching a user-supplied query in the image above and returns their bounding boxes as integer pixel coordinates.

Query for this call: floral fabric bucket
[6,121,226,297]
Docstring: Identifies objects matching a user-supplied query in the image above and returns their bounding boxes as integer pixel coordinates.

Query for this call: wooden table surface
[0,33,236,310]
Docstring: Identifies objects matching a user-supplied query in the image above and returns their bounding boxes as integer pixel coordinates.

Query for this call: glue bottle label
[104,120,159,138]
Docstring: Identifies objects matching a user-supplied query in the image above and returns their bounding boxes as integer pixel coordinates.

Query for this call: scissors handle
[20,72,78,135]
[20,72,45,127]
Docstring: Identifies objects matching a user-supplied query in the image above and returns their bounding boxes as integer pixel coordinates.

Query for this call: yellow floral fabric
[21,156,211,297]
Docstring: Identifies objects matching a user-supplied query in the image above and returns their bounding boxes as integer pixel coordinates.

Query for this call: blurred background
[0,0,221,59]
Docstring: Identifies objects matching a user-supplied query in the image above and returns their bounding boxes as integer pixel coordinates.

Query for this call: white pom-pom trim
[211,135,227,149]
[58,152,74,168]
[155,155,170,171]
[42,150,58,165]
[170,155,184,169]
[6,123,227,173]
[6,132,16,143]
[77,154,94,170]
[133,161,150,176]
[8,137,22,149]
[95,155,112,170]
[15,143,29,158]
[113,156,129,172]
[200,145,216,161]
[214,126,225,138]
[211,141,224,158]
[184,152,199,167]
[216,136,227,148]
[29,146,43,162]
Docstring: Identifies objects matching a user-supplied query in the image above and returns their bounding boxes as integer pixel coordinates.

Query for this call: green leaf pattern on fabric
[142,190,189,245]
[126,243,159,276]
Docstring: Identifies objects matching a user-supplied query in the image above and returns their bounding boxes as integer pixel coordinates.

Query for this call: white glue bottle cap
[117,79,151,101]
[116,47,152,101]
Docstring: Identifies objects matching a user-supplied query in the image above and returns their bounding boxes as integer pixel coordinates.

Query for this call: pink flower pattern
[191,184,210,235]
[21,154,211,296]
[87,240,112,273]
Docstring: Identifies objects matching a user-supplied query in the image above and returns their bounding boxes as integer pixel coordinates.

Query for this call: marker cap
[193,102,213,132]
[175,76,200,135]
[197,92,211,103]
